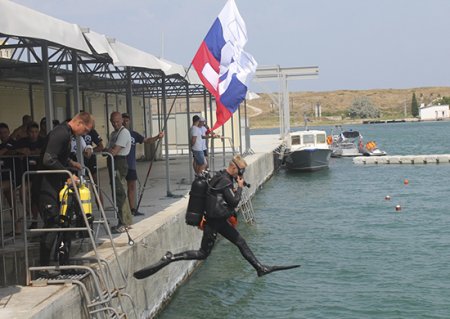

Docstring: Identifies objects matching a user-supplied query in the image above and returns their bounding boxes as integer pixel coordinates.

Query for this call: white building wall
[419,104,450,121]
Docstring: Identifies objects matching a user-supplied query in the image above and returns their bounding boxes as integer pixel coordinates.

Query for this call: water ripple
[159,122,450,319]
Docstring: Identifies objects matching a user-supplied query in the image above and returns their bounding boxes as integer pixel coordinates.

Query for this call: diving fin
[133,252,173,280]
[257,264,301,277]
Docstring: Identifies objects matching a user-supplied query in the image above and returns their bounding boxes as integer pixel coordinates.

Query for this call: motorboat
[329,130,363,157]
[328,129,387,157]
[358,140,387,156]
[280,130,332,171]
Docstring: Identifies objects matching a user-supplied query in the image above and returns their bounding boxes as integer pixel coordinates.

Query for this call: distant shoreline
[248,86,450,129]
[249,117,438,130]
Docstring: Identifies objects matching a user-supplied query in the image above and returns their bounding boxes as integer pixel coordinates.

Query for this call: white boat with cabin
[281,130,332,171]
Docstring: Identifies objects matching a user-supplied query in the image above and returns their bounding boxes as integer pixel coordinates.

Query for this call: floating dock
[353,154,450,165]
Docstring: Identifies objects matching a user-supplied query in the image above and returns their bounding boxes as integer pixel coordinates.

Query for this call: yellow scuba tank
[78,183,93,224]
[59,183,72,226]
[58,179,93,226]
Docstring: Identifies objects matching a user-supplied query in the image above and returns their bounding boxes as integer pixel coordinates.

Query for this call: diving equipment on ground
[55,178,94,264]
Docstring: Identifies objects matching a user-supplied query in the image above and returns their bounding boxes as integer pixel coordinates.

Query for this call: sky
[10,0,450,93]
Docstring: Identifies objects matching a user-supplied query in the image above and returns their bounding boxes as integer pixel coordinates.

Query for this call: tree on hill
[347,97,380,119]
[434,96,450,105]
[411,92,419,117]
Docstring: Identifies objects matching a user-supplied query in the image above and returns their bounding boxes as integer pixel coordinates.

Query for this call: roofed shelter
[0,0,250,217]
[0,0,248,170]
[0,2,253,307]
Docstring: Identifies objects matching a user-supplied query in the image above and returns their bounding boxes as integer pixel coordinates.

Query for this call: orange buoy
[385,195,391,200]
[404,179,409,185]
[395,205,402,211]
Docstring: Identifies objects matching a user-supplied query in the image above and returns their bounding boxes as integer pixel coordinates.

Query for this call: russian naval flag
[192,0,257,132]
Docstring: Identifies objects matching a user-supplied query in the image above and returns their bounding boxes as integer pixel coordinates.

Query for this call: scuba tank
[55,177,94,265]
[58,178,93,227]
[185,172,210,227]
[78,183,93,225]
[59,183,72,227]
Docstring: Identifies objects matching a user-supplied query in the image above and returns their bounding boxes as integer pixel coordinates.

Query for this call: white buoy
[385,195,391,200]
[395,205,401,212]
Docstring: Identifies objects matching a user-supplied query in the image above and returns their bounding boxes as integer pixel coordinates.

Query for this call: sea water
[158,121,450,319]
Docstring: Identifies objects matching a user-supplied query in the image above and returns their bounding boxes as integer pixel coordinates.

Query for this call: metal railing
[0,155,40,240]
[91,152,118,239]
[22,168,131,318]
[0,168,14,247]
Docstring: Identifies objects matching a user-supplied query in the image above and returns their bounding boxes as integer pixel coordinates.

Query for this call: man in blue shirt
[122,113,164,216]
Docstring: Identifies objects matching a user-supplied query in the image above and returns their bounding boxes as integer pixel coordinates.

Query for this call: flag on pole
[192,0,257,132]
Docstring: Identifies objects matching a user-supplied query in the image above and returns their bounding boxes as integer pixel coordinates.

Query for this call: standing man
[82,127,104,208]
[79,110,105,181]
[198,117,217,170]
[37,112,94,266]
[190,115,205,175]
[122,113,164,216]
[105,112,132,233]
[83,128,104,173]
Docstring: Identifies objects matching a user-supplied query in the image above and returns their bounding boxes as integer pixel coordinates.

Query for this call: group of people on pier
[0,111,163,266]
[1,110,299,279]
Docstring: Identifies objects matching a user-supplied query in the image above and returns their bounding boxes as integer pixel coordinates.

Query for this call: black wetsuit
[35,123,73,266]
[134,170,301,279]
[169,170,262,269]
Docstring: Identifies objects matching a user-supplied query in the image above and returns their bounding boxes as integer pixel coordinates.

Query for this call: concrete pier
[0,134,282,319]
[353,154,450,165]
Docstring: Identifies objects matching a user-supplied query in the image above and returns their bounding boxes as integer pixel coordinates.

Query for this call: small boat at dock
[279,130,332,171]
[358,140,387,156]
[329,129,387,157]
[329,130,363,157]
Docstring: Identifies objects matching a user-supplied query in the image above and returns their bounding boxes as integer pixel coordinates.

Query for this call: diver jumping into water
[133,155,300,279]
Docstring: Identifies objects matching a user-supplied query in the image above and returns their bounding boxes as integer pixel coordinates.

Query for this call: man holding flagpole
[134,0,300,280]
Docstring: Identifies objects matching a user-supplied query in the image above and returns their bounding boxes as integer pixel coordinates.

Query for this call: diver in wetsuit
[35,112,94,266]
[134,155,299,279]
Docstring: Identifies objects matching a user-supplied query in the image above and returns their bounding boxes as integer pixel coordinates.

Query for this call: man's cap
[199,117,206,122]
[122,113,130,119]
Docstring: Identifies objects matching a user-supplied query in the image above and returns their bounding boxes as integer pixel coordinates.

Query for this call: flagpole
[135,63,193,212]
